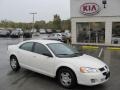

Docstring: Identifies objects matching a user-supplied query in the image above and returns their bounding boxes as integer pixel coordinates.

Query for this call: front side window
[33,43,52,56]
[19,42,34,51]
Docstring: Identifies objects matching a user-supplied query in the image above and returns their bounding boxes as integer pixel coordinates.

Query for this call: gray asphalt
[0,37,120,90]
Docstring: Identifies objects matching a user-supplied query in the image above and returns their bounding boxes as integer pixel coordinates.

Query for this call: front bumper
[77,71,110,86]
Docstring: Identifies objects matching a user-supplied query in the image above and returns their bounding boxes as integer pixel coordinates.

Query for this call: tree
[22,23,32,30]
[53,14,61,30]
[34,20,46,30]
[0,15,71,32]
[61,19,71,32]
[0,20,10,28]
[46,21,54,29]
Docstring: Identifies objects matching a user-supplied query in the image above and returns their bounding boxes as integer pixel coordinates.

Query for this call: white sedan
[8,40,110,88]
[48,33,64,42]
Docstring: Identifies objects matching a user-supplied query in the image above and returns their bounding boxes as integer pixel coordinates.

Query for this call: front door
[30,42,55,76]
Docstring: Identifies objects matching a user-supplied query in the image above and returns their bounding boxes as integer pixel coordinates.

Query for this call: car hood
[60,54,106,68]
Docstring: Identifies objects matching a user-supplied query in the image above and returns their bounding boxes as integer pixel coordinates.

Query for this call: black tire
[10,56,20,72]
[57,68,77,88]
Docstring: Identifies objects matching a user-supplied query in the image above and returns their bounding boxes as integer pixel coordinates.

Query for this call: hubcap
[60,72,72,86]
[11,59,17,69]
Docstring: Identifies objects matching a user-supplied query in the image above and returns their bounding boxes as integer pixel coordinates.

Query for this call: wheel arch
[55,66,77,81]
[10,54,17,59]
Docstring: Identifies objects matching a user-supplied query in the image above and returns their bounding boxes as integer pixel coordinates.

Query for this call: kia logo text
[80,3,101,16]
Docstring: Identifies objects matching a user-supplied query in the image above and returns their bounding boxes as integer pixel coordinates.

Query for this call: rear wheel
[57,68,77,88]
[10,56,20,72]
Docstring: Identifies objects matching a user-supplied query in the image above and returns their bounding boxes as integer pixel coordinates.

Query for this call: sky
[0,0,70,22]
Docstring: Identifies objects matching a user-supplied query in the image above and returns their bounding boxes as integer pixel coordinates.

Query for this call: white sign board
[80,3,100,16]
[70,0,120,17]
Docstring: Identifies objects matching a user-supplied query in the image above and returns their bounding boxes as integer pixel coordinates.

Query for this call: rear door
[18,42,34,66]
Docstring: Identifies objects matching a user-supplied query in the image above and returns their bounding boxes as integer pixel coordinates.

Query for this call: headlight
[80,67,99,73]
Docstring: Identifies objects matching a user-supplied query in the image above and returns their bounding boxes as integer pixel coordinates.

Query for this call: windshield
[47,43,83,58]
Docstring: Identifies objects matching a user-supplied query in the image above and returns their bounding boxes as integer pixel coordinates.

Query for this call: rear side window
[19,42,34,52]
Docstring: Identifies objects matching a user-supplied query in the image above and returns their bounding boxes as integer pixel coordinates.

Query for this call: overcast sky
[0,0,70,22]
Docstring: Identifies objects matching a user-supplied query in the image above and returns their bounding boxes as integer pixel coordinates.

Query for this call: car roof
[21,39,62,45]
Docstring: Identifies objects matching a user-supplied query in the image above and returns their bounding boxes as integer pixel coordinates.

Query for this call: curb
[82,46,99,49]
[107,47,120,50]
[81,46,120,50]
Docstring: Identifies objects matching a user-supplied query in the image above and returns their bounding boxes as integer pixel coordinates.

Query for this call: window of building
[76,22,105,43]
[112,22,120,44]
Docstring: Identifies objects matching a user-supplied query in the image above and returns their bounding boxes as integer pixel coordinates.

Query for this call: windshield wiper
[70,52,83,56]
[56,54,71,55]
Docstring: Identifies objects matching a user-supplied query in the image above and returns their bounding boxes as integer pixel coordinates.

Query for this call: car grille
[103,72,110,79]
[99,66,110,79]
[99,65,108,72]
[99,67,105,71]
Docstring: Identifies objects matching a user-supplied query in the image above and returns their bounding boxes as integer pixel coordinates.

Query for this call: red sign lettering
[83,5,88,12]
[80,3,100,16]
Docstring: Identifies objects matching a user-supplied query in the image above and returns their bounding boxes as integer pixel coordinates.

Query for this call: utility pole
[30,12,37,31]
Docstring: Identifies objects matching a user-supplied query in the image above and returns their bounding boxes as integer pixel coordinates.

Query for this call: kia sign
[80,3,101,16]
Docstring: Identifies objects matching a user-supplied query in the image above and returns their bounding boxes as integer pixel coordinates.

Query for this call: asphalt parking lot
[0,37,120,90]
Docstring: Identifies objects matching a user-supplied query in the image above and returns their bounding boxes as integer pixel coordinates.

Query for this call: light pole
[30,12,37,31]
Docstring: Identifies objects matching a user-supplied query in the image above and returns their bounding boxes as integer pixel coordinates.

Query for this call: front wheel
[10,56,20,72]
[57,68,77,88]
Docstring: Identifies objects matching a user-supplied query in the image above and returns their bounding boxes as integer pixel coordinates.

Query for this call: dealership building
[70,0,120,46]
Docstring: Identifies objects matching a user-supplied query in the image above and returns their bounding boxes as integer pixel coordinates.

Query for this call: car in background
[33,32,40,36]
[62,32,71,43]
[31,29,37,34]
[23,30,32,38]
[39,29,46,34]
[46,29,52,34]
[64,32,71,38]
[10,30,21,38]
[0,30,10,37]
[112,37,120,44]
[48,33,65,42]
[8,40,110,88]
[16,28,23,36]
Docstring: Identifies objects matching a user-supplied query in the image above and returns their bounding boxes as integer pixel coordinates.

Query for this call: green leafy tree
[61,19,71,32]
[22,23,32,30]
[46,21,54,29]
[53,14,61,30]
[34,20,46,30]
[0,15,71,32]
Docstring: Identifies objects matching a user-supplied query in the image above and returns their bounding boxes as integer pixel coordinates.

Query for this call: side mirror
[42,53,53,57]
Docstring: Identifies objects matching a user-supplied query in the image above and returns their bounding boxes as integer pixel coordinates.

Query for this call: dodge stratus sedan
[8,40,110,88]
